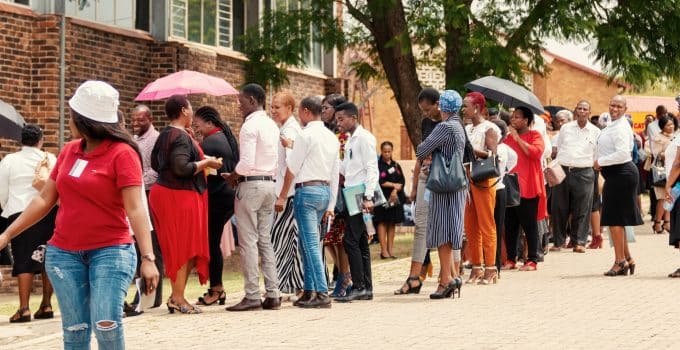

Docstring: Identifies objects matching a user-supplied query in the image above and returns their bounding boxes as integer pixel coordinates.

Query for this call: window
[64,0,150,31]
[270,0,324,71]
[172,0,246,49]
[0,0,30,6]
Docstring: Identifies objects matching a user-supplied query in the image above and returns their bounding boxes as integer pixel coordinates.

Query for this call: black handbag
[471,154,501,182]
[426,150,468,193]
[652,158,667,187]
[504,172,520,207]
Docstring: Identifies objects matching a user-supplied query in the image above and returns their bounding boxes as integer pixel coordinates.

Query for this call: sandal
[34,304,54,319]
[166,298,202,314]
[653,220,663,234]
[197,288,226,306]
[10,307,31,323]
[663,220,671,233]
[668,268,680,278]
[394,276,422,295]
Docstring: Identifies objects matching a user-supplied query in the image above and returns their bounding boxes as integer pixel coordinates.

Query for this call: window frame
[171,0,246,51]
[0,0,31,7]
[63,0,150,31]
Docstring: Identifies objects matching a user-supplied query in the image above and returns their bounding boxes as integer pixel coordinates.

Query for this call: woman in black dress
[373,141,405,259]
[193,106,239,305]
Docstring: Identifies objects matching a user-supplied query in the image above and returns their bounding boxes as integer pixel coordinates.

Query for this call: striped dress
[416,116,467,249]
[271,196,303,294]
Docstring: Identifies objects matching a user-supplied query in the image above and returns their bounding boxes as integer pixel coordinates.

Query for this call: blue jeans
[46,244,136,350]
[293,185,331,292]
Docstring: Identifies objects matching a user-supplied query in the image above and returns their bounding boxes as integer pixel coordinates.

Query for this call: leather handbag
[544,159,566,187]
[503,173,520,207]
[651,158,667,187]
[470,154,500,182]
[426,150,468,193]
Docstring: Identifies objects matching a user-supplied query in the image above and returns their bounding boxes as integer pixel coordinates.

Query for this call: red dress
[150,128,210,284]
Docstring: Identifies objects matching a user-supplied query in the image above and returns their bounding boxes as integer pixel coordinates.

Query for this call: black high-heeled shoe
[604,260,629,276]
[394,276,422,295]
[429,281,457,299]
[626,257,636,275]
[197,289,226,306]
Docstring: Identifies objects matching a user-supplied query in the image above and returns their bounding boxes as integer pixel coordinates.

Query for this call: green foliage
[237,1,343,90]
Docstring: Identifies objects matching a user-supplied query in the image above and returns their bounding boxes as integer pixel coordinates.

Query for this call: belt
[295,180,329,189]
[238,176,274,183]
[561,165,592,172]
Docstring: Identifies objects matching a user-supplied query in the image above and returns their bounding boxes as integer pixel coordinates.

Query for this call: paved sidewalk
[2,224,679,349]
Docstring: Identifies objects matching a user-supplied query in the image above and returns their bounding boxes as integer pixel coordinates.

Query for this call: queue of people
[2,77,680,349]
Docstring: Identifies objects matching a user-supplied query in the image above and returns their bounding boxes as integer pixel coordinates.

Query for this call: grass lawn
[0,231,414,316]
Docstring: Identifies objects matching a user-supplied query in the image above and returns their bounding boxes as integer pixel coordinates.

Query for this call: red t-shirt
[48,139,141,251]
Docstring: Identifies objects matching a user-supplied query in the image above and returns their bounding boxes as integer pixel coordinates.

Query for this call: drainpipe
[58,11,66,148]
[58,14,66,148]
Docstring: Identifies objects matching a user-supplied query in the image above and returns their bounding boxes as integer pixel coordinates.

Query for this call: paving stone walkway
[2,223,679,349]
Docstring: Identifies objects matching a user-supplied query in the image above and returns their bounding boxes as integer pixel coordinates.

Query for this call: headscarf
[439,90,462,114]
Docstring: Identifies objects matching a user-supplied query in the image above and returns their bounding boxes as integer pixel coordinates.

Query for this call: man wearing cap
[274,96,340,308]
[333,101,379,302]
[223,83,282,311]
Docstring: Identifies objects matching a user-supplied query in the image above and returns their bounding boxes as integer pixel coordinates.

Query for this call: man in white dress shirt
[333,102,379,302]
[224,84,281,312]
[275,96,340,308]
[550,101,601,253]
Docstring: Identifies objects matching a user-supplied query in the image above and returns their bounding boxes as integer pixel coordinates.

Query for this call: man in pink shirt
[223,84,281,311]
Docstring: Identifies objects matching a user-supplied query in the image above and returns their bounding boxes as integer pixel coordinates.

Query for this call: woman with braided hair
[193,106,240,305]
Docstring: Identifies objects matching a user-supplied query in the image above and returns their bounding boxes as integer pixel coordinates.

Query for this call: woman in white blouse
[490,119,517,275]
[461,92,501,285]
[0,124,57,322]
[595,96,643,277]
[663,131,680,277]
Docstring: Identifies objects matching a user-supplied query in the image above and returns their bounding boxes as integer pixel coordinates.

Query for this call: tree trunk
[365,0,423,150]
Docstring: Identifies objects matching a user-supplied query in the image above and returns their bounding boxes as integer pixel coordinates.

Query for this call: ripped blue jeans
[46,244,136,350]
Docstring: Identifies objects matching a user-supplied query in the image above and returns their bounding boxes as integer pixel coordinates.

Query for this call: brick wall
[0,6,331,159]
[534,59,620,115]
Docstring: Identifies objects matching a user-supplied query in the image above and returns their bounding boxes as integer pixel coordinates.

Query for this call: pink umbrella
[135,70,239,101]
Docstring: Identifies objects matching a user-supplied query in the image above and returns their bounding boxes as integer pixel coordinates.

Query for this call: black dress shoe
[335,288,366,303]
[300,292,332,309]
[360,290,373,300]
[293,291,314,307]
[262,297,282,310]
[226,298,262,312]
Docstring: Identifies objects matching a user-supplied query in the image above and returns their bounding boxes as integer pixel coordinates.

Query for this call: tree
[240,0,680,147]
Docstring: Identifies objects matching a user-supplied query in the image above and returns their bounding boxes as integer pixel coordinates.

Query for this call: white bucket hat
[68,81,120,123]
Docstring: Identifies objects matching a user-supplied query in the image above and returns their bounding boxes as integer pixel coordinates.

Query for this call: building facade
[0,0,340,158]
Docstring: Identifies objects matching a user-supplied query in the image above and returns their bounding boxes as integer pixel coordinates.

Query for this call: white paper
[134,277,156,311]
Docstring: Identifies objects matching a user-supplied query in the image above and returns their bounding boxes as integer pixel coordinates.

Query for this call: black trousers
[343,213,373,291]
[133,190,165,308]
[551,167,595,246]
[505,197,539,263]
[494,189,507,272]
[208,206,232,287]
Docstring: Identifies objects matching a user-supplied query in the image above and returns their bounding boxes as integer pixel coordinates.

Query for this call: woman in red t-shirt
[0,81,159,349]
[502,106,546,271]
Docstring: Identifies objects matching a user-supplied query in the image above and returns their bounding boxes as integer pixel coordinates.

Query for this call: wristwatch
[142,253,156,263]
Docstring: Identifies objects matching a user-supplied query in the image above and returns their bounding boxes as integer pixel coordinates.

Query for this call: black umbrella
[464,76,544,115]
[0,99,26,141]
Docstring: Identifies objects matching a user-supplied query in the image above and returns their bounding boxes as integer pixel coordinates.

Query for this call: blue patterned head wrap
[439,90,462,114]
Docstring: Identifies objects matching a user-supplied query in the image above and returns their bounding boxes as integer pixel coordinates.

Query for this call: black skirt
[8,207,57,276]
[670,198,680,248]
[600,162,643,227]
[373,202,405,224]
